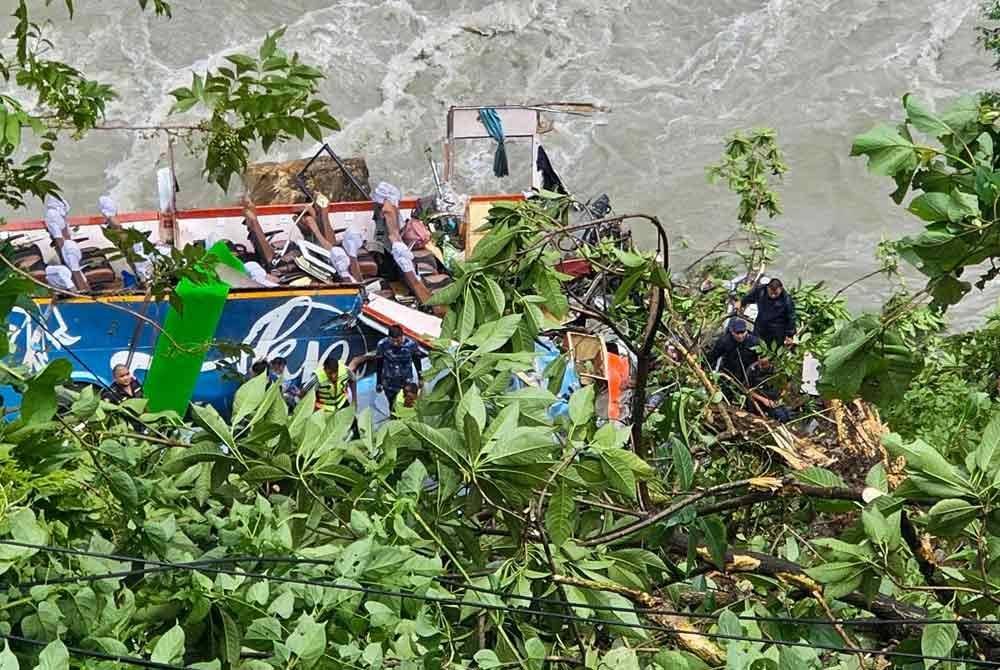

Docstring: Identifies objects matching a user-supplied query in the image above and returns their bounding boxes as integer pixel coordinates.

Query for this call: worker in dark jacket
[739,278,796,347]
[708,319,760,386]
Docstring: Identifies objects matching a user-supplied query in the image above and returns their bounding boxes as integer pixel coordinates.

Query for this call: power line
[8,543,997,630]
[2,540,997,668]
[1,633,193,670]
[436,577,1000,629]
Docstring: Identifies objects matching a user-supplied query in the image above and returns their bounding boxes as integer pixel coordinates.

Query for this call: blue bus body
[5,287,374,415]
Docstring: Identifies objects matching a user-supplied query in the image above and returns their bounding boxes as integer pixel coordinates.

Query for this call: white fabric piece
[328,247,355,281]
[391,241,415,274]
[245,261,278,287]
[98,195,117,218]
[135,260,154,281]
[45,265,75,290]
[44,209,67,238]
[373,181,401,207]
[342,230,364,257]
[44,194,69,217]
[61,239,82,272]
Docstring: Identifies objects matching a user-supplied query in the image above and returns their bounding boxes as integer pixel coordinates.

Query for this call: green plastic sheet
[143,242,244,414]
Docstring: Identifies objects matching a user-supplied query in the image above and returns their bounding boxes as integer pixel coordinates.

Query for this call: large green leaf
[466,314,522,354]
[21,359,71,424]
[883,433,973,498]
[601,647,639,670]
[925,499,980,537]
[482,427,555,466]
[921,622,958,669]
[600,449,637,499]
[36,640,67,670]
[545,482,575,546]
[0,642,18,670]
[151,624,185,665]
[191,402,235,449]
[904,94,955,138]
[232,372,268,426]
[568,384,595,426]
[850,124,919,176]
[286,614,326,667]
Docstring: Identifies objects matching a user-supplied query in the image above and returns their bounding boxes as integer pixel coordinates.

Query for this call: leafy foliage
[169,28,340,190]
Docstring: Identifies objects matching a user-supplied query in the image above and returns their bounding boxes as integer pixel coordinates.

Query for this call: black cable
[435,577,1000,629]
[9,545,997,630]
[2,633,193,670]
[2,540,998,668]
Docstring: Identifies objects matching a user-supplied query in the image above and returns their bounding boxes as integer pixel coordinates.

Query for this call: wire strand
[1,633,193,670]
[3,540,998,668]
[8,544,997,629]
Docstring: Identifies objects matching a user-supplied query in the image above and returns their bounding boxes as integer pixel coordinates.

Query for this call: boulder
[242,156,371,205]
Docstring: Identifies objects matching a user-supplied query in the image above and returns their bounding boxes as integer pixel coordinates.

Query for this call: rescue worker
[102,364,143,403]
[707,318,760,387]
[747,357,791,423]
[375,324,424,411]
[393,382,420,420]
[738,277,796,347]
[311,356,355,412]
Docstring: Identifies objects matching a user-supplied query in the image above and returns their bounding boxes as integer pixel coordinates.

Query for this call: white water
[2,0,998,325]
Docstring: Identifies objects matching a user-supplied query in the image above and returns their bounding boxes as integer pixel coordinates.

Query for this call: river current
[2,0,997,326]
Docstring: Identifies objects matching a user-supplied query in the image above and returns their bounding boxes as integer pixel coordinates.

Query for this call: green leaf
[267,591,295,619]
[601,648,639,670]
[850,124,919,177]
[672,440,694,491]
[717,610,742,637]
[107,468,139,508]
[286,614,326,667]
[467,314,522,353]
[568,384,595,426]
[399,459,428,499]
[925,499,980,537]
[921,622,958,669]
[545,482,575,546]
[191,402,235,449]
[459,292,477,341]
[232,372,268,426]
[225,54,257,73]
[458,384,486,431]
[482,427,554,466]
[794,467,848,489]
[883,433,972,498]
[21,359,71,424]
[974,409,1000,473]
[653,651,692,670]
[9,508,47,546]
[484,277,506,315]
[862,506,890,547]
[0,642,18,670]
[5,114,20,150]
[600,449,637,499]
[364,601,397,628]
[908,190,980,223]
[904,94,954,138]
[36,640,67,670]
[806,561,864,584]
[778,646,819,670]
[151,624,185,665]
[525,638,545,670]
[473,650,501,669]
[471,228,514,263]
[699,517,727,568]
[219,608,241,667]
[425,275,468,306]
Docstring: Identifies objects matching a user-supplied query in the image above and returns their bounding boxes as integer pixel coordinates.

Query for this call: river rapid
[2,0,998,326]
